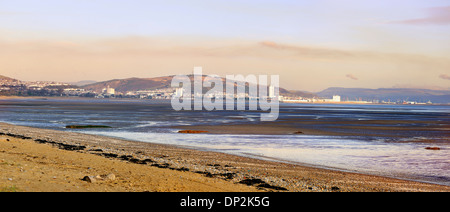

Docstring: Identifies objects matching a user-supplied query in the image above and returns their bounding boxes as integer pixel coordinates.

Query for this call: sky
[0,0,449,91]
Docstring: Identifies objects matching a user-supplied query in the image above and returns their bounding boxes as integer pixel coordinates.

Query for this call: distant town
[281,95,432,105]
[0,77,439,105]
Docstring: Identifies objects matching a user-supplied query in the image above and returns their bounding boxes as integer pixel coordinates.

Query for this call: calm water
[0,98,449,185]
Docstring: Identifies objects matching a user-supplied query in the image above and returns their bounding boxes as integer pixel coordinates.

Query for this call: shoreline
[1,122,449,192]
[1,95,449,106]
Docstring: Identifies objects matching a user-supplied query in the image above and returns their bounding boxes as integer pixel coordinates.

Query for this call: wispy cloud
[259,41,282,49]
[259,41,358,59]
[439,74,450,80]
[258,40,450,67]
[1,37,449,91]
[390,6,450,25]
[346,74,358,80]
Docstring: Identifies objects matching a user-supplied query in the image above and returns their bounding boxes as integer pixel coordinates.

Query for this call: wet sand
[173,124,337,135]
[1,122,449,192]
[175,119,450,140]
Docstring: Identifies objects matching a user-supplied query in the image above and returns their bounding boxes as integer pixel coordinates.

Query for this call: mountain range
[81,76,449,103]
[1,74,449,103]
[80,75,317,98]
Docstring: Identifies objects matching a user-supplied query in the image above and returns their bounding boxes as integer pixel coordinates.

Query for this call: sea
[0,97,449,186]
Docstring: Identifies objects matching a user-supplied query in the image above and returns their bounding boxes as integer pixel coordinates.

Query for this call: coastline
[1,122,449,192]
[1,95,449,106]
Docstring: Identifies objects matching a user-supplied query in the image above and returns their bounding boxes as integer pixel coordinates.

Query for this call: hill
[68,80,97,86]
[81,75,312,97]
[0,75,19,82]
[82,76,173,93]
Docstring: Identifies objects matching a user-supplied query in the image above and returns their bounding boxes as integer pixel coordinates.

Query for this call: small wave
[135,121,191,128]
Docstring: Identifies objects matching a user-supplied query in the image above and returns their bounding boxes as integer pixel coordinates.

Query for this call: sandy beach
[0,133,257,192]
[1,122,449,192]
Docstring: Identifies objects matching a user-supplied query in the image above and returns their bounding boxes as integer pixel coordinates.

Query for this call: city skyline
[0,0,449,92]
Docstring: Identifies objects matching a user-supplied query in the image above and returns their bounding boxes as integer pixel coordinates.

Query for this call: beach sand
[1,122,449,192]
[0,134,258,192]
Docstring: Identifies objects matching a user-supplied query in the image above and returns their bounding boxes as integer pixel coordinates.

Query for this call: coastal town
[0,76,437,105]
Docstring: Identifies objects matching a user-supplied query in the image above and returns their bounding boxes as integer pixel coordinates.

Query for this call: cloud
[346,74,358,80]
[259,41,358,59]
[1,37,449,91]
[439,74,450,80]
[258,40,450,70]
[390,6,450,25]
[259,41,281,49]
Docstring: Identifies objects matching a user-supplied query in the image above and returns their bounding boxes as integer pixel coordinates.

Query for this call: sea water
[0,98,448,185]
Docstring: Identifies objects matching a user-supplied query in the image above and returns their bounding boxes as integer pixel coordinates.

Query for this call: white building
[102,86,115,95]
[269,85,276,98]
[332,95,341,102]
[175,87,184,97]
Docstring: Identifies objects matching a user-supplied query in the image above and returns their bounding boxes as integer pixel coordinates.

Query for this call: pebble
[82,176,97,183]
[82,173,116,183]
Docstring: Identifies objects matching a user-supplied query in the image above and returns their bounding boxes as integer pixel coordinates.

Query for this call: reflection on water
[0,98,449,185]
[80,130,450,185]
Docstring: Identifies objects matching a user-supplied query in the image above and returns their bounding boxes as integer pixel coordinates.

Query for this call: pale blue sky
[0,0,449,90]
[1,0,447,45]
